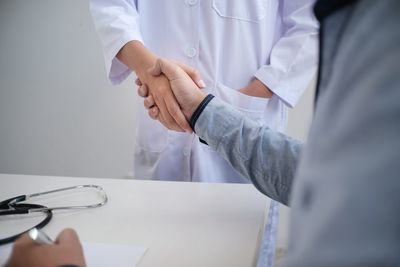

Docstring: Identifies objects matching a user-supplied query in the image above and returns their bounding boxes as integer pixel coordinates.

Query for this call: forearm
[255,0,318,107]
[90,0,144,84]
[194,97,303,205]
[116,40,157,80]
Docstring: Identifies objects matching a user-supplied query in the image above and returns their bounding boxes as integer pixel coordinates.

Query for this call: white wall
[0,0,137,178]
[0,0,314,179]
[287,82,315,141]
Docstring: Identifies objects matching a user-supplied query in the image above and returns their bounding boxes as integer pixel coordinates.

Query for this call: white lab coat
[90,0,318,182]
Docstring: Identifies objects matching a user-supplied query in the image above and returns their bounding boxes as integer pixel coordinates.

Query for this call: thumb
[172,61,206,88]
[56,228,81,246]
[148,58,183,81]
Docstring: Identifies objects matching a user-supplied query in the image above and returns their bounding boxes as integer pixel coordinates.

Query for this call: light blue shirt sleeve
[194,98,303,205]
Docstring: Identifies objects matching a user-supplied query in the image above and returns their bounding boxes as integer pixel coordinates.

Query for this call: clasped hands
[137,59,273,132]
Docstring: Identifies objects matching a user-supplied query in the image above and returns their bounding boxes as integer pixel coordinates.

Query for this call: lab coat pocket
[216,82,270,125]
[212,0,269,22]
[135,104,168,153]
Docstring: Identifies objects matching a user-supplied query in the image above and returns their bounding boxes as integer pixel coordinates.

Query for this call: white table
[0,174,269,267]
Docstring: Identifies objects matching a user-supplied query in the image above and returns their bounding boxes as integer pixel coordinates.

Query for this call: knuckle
[138,88,145,97]
[148,96,154,104]
[150,107,158,116]
[140,91,147,98]
[146,97,153,106]
[143,99,149,108]
[148,111,156,119]
[63,228,76,236]
[61,228,78,240]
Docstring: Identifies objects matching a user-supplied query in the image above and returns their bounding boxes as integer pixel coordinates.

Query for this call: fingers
[172,61,206,88]
[157,112,167,127]
[55,228,86,267]
[149,92,182,132]
[138,83,189,132]
[56,228,80,246]
[138,84,149,97]
[144,95,155,109]
[137,85,159,120]
[138,66,192,132]
[149,58,205,88]
[139,83,157,116]
[6,234,37,267]
[8,229,85,267]
[148,106,159,119]
[135,78,142,86]
[162,93,192,132]
[14,233,36,248]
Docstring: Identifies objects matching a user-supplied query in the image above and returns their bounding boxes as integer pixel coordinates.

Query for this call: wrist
[189,94,214,132]
[117,40,157,79]
[136,57,157,82]
[185,92,207,120]
[240,79,273,98]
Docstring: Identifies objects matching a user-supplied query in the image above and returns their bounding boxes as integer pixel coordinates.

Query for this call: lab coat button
[186,0,198,6]
[183,150,190,156]
[186,47,197,58]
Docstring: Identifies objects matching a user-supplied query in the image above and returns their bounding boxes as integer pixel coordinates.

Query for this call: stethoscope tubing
[0,184,108,245]
[0,204,53,246]
[4,184,108,213]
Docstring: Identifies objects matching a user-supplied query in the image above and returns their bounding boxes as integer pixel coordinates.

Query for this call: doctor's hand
[5,228,86,267]
[138,59,207,125]
[118,41,199,133]
[138,64,205,132]
[239,78,273,99]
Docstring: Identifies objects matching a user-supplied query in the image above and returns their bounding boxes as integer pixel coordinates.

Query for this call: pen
[28,228,54,245]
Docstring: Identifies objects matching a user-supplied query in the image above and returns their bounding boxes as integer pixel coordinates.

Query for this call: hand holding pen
[4,228,86,267]
[28,228,54,245]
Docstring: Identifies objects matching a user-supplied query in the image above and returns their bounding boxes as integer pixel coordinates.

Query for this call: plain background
[0,0,315,249]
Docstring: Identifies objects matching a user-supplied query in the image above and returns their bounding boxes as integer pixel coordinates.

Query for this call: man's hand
[138,59,207,124]
[139,72,191,132]
[5,228,86,267]
[239,78,273,98]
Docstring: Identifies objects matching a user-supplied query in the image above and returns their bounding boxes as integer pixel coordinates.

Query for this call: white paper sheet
[0,241,147,267]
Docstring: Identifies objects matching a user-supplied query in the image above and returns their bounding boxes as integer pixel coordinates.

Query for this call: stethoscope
[0,185,108,245]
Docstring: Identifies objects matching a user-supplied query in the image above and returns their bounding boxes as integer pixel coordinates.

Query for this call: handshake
[136,58,208,133]
[135,58,273,133]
